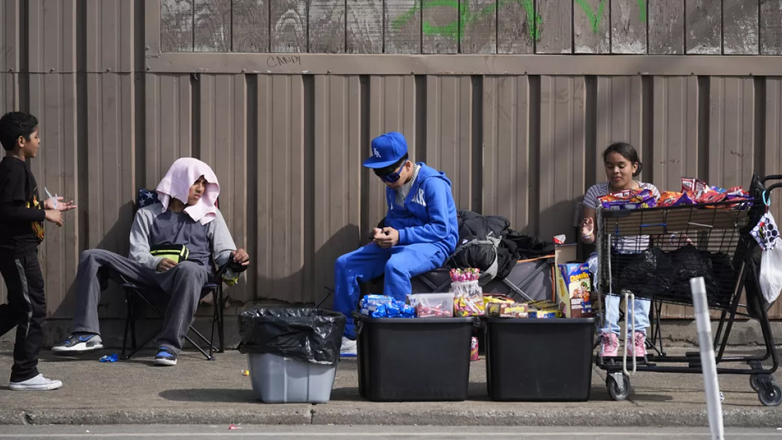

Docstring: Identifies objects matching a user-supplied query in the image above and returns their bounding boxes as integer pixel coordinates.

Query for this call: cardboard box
[554,244,594,318]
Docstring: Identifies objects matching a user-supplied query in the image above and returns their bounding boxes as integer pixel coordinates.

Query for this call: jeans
[587,252,650,336]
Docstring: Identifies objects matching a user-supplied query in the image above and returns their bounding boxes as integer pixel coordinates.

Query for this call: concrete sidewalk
[0,346,780,427]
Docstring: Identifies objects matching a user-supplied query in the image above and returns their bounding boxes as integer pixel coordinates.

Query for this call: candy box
[555,263,594,318]
[529,309,560,319]
[486,301,529,318]
[526,300,563,318]
[483,294,515,314]
[407,293,454,318]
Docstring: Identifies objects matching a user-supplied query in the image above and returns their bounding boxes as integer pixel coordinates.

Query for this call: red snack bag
[696,190,725,204]
[682,177,708,194]
[658,191,682,207]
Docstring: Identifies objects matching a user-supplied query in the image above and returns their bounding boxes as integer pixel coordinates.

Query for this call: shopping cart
[595,173,780,406]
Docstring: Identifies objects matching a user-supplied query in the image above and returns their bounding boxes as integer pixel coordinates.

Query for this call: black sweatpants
[0,250,45,383]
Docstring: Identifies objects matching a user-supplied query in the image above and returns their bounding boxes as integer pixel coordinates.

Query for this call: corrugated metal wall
[1,0,782,324]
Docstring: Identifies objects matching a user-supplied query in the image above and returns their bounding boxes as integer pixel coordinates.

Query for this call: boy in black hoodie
[0,111,76,390]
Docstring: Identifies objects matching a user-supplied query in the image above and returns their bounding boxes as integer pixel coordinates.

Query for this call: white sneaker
[340,336,357,357]
[9,374,62,391]
[52,333,104,354]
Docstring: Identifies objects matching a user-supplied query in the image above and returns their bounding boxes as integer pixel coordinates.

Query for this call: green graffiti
[391,0,542,43]
[391,0,646,44]
[574,0,646,34]
[574,0,607,34]
[637,0,646,23]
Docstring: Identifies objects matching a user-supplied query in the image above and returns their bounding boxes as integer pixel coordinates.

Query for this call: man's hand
[374,227,399,249]
[157,258,178,272]
[231,249,250,266]
[44,209,63,227]
[44,197,77,212]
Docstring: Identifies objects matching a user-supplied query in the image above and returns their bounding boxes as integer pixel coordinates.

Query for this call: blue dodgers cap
[363,131,409,169]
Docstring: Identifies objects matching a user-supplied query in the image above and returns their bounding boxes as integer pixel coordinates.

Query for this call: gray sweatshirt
[128,203,237,271]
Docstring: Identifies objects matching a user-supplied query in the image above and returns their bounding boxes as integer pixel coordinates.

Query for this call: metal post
[690,276,724,440]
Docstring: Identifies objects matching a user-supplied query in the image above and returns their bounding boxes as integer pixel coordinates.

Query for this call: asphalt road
[0,425,780,440]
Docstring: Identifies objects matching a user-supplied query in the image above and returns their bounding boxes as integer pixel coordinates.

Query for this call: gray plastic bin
[248,353,337,403]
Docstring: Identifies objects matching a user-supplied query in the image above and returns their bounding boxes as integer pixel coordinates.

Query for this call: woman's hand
[580,217,595,240]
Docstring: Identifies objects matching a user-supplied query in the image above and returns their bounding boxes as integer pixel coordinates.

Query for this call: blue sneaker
[52,333,103,354]
[154,347,177,366]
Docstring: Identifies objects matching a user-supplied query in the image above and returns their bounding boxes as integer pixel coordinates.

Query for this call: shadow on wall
[234,223,362,312]
[48,200,137,342]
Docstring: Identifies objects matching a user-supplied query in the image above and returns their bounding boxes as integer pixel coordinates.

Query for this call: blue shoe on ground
[154,347,178,366]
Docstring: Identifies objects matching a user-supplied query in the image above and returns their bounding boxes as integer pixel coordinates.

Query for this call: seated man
[52,158,249,366]
[333,131,458,356]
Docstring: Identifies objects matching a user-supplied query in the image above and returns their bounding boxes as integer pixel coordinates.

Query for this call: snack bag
[681,177,709,195]
[599,188,657,210]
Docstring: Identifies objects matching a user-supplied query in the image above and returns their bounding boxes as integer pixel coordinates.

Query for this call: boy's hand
[157,258,178,272]
[44,209,63,227]
[375,227,399,248]
[231,249,250,266]
[372,228,388,248]
[44,197,76,212]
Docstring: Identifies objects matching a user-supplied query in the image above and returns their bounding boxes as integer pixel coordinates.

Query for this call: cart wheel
[759,384,782,407]
[750,374,765,392]
[607,374,631,401]
[750,374,776,392]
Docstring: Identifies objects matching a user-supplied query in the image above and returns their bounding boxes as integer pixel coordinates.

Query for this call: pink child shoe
[599,332,619,357]
[627,332,646,358]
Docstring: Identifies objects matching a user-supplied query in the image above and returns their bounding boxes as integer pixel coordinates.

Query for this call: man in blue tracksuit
[334,131,458,355]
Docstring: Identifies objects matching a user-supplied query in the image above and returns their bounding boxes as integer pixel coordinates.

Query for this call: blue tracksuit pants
[333,242,446,339]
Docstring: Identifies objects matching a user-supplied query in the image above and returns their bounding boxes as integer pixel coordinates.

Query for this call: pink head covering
[156,157,220,225]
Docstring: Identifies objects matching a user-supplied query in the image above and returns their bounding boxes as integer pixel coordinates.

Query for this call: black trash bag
[613,247,673,298]
[237,308,346,365]
[665,245,736,307]
[667,245,717,303]
[707,251,737,307]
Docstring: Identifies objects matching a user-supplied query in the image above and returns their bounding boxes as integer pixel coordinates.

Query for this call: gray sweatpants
[71,249,209,353]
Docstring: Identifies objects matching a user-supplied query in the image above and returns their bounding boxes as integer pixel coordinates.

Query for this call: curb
[1,407,781,427]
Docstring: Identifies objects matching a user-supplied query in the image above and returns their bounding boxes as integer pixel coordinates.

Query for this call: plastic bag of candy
[449,268,484,316]
[452,282,484,316]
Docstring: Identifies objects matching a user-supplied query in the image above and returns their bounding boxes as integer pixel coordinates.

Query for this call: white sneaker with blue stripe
[52,333,104,354]
[154,347,178,366]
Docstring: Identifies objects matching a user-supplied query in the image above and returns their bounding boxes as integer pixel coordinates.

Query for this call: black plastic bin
[353,313,476,402]
[485,317,595,401]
